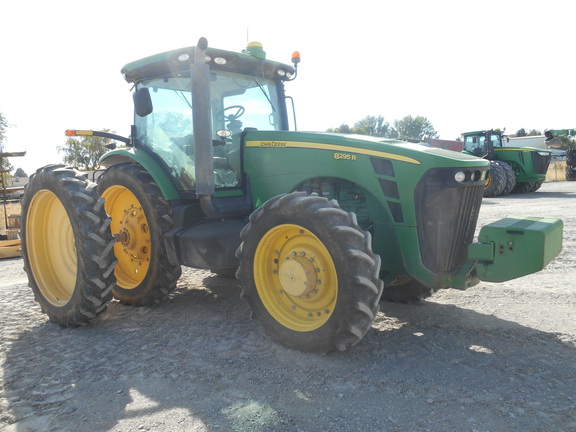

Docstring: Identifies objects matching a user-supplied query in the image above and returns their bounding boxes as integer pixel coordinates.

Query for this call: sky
[1,0,575,175]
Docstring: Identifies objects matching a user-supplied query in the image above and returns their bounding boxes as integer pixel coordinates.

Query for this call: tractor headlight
[454,171,466,183]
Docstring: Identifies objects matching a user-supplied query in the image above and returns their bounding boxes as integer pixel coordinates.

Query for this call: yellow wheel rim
[26,190,77,306]
[254,224,337,332]
[101,185,151,289]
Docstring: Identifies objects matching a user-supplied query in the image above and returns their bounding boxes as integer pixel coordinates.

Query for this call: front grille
[531,152,551,174]
[415,167,486,273]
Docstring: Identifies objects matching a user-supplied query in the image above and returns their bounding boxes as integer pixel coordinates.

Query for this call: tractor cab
[125,39,297,199]
[463,129,504,159]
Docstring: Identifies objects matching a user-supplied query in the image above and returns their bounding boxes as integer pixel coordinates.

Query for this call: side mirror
[133,88,153,117]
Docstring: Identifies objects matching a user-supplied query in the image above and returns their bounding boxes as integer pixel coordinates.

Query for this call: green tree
[14,167,27,177]
[0,112,8,145]
[0,112,14,175]
[352,115,395,137]
[514,128,527,137]
[394,115,438,140]
[326,123,352,133]
[328,115,397,138]
[527,129,542,136]
[58,130,115,171]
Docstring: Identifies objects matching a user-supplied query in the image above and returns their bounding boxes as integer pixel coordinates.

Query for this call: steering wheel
[218,105,245,122]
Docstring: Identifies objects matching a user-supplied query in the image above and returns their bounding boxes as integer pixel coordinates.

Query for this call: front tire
[381,276,434,303]
[484,161,506,197]
[97,164,181,305]
[237,192,383,353]
[21,165,116,326]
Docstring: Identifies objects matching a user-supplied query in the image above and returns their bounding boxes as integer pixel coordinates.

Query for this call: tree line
[327,115,439,140]
[2,107,574,178]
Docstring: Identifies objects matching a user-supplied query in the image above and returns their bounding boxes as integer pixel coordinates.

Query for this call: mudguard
[99,147,179,200]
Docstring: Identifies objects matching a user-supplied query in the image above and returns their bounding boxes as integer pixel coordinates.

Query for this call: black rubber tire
[566,166,576,181]
[566,149,576,167]
[381,277,435,303]
[484,161,506,197]
[20,165,116,326]
[497,161,516,195]
[511,181,534,194]
[530,180,544,192]
[237,192,384,353]
[97,164,182,306]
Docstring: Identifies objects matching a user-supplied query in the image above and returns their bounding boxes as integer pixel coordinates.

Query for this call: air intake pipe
[191,37,221,219]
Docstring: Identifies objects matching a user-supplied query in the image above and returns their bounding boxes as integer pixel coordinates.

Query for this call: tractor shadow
[2,274,576,431]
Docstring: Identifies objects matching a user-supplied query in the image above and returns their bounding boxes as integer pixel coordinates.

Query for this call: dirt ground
[1,181,575,432]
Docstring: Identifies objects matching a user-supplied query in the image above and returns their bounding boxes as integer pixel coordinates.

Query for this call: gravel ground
[1,181,575,432]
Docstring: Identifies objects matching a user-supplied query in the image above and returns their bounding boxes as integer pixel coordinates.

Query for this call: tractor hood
[247,131,490,169]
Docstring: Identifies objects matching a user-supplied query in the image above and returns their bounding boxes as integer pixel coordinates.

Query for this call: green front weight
[469,217,563,282]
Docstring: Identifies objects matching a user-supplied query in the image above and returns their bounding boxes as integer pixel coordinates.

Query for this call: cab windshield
[489,133,503,147]
[134,70,283,191]
[464,132,503,156]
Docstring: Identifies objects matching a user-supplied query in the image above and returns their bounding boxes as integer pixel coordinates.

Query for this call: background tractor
[20,38,563,353]
[462,129,552,197]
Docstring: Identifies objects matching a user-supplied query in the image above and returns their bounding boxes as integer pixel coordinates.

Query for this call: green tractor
[462,129,552,197]
[20,39,563,353]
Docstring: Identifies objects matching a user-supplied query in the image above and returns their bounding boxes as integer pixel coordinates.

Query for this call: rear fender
[468,217,563,282]
[99,148,179,200]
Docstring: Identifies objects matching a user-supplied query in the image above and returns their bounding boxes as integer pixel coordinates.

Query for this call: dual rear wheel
[22,164,180,326]
[21,165,116,325]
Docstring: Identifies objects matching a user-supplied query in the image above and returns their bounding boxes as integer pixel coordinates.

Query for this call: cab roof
[121,45,295,84]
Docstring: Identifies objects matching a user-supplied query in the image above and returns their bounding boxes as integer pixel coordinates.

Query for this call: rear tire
[498,161,516,195]
[237,192,383,353]
[21,165,116,326]
[566,149,576,167]
[530,180,544,192]
[97,164,181,306]
[511,181,534,194]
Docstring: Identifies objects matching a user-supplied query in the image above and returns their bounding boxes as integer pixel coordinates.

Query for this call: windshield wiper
[253,79,276,112]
